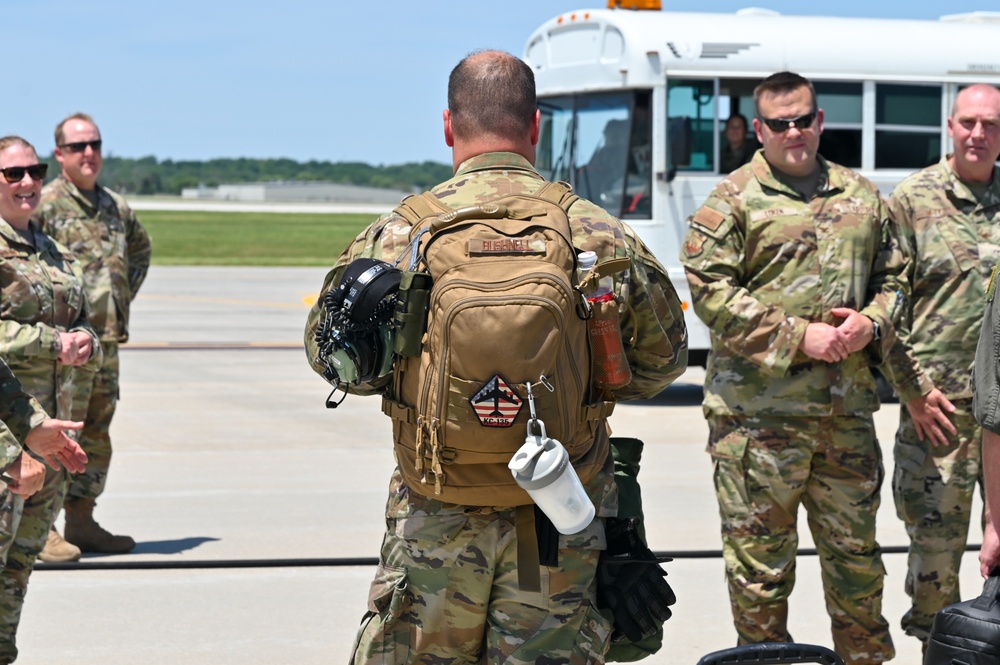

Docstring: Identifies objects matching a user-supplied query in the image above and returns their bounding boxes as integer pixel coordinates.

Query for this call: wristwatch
[867,316,881,341]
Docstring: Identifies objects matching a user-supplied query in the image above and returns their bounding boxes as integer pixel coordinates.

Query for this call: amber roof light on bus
[607,0,662,9]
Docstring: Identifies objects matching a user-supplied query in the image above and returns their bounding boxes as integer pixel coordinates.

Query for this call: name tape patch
[468,238,546,255]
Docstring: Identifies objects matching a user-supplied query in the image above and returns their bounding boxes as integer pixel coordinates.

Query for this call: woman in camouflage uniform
[0,136,100,663]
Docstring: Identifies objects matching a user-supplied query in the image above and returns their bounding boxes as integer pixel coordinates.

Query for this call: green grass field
[141,210,377,265]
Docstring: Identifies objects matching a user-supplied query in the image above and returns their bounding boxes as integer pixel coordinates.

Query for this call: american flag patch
[470,374,522,427]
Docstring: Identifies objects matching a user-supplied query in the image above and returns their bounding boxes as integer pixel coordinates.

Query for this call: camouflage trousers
[892,397,984,642]
[350,469,612,664]
[67,340,119,501]
[707,414,894,664]
[0,463,67,663]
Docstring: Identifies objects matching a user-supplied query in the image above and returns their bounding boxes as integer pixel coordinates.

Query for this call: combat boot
[37,528,82,562]
[64,497,135,554]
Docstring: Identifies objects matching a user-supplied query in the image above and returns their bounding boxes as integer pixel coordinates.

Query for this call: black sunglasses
[758,112,817,133]
[0,164,48,184]
[58,139,103,154]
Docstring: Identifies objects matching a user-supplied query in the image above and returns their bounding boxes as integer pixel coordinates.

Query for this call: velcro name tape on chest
[839,205,875,216]
[748,207,799,222]
[914,209,949,221]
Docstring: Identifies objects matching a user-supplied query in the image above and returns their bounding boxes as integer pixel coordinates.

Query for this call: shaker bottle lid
[508,437,546,474]
[512,440,570,491]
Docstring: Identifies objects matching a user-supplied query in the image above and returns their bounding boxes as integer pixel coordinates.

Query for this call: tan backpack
[381,182,618,506]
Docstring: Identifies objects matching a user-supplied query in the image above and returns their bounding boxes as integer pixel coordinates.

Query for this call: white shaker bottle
[508,420,596,535]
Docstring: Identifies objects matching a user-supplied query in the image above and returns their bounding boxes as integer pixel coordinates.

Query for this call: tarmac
[14,265,987,664]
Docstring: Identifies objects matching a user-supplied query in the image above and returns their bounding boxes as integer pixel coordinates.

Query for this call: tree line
[38,154,454,196]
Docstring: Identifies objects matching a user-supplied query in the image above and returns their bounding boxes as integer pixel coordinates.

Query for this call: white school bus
[522,6,1000,365]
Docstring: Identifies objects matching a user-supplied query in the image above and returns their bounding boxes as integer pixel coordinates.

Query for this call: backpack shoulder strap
[393,192,452,227]
[533,181,630,287]
[533,180,579,213]
[395,182,576,226]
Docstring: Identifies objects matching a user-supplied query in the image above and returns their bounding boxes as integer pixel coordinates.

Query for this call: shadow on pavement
[92,536,223,556]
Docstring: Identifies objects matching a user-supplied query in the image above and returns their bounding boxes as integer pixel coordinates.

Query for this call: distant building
[181,181,410,204]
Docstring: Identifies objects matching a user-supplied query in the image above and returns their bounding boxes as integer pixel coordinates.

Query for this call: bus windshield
[537,90,652,219]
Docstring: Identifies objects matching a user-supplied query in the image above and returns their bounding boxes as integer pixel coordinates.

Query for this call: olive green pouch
[392,270,432,357]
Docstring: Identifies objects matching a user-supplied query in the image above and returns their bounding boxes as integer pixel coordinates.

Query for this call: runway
[128,197,389,215]
[15,266,984,664]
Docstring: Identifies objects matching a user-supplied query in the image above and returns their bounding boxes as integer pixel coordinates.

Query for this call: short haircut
[951,84,1000,117]
[447,50,536,141]
[55,113,99,147]
[727,113,748,130]
[0,136,37,158]
[754,72,817,116]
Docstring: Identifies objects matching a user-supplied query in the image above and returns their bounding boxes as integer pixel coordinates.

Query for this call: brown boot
[38,528,82,562]
[64,497,136,554]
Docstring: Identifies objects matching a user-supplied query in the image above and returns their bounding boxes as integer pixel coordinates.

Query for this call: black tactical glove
[597,516,676,643]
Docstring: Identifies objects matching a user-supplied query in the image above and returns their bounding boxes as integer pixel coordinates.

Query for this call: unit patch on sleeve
[683,231,708,258]
[470,374,523,427]
[468,238,546,256]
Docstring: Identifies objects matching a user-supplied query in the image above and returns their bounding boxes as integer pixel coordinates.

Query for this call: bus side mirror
[657,167,677,183]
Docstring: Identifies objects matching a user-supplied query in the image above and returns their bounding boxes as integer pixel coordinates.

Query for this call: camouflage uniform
[0,359,45,544]
[0,218,101,662]
[304,152,688,663]
[681,152,908,663]
[0,358,48,589]
[0,357,47,457]
[880,157,1000,641]
[33,175,151,501]
[973,261,1000,436]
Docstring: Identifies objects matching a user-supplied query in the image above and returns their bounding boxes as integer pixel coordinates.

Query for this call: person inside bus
[719,113,758,174]
[578,117,630,208]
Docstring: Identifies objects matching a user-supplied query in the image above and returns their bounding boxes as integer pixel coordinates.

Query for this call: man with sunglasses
[32,113,151,561]
[681,71,916,664]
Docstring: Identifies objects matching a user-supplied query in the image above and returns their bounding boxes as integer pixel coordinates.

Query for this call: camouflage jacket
[0,357,46,472]
[883,157,1000,403]
[0,219,102,423]
[0,357,46,444]
[304,152,689,402]
[681,152,910,417]
[33,175,152,343]
[973,265,1000,433]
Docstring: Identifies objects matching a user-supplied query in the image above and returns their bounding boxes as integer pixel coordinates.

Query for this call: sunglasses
[58,139,103,154]
[758,112,817,133]
[0,164,48,184]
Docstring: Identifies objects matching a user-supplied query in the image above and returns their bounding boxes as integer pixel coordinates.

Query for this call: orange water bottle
[578,251,632,390]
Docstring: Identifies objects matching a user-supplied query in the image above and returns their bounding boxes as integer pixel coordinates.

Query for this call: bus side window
[667,78,715,172]
[875,84,942,169]
[815,82,863,168]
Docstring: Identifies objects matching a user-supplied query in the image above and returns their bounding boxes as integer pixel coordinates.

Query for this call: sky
[7,0,995,166]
